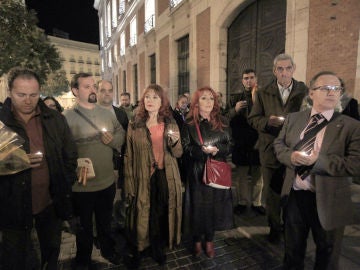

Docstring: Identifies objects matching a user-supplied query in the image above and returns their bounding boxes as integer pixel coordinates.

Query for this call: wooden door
[227,0,286,94]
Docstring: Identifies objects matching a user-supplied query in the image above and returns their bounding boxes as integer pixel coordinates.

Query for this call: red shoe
[194,242,202,257]
[205,241,215,258]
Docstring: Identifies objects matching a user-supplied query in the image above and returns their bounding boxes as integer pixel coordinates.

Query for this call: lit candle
[300,151,309,156]
[35,151,43,156]
[278,116,285,121]
[102,128,107,132]
[168,129,174,135]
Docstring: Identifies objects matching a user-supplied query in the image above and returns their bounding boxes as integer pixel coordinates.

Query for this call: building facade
[48,35,101,108]
[94,0,360,106]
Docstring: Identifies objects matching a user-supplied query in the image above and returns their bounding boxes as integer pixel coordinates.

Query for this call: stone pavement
[57,183,360,270]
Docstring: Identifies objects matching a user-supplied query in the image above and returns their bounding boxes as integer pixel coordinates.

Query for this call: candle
[35,151,43,156]
[300,151,309,156]
[168,129,174,135]
[101,128,107,132]
[278,116,285,121]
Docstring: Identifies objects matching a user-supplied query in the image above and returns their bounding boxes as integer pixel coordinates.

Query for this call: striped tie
[297,113,324,179]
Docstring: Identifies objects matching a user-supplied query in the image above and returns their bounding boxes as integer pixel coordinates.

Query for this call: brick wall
[307,0,360,94]
[158,0,168,16]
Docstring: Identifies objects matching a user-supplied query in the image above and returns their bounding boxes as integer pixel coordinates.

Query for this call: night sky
[26,0,99,45]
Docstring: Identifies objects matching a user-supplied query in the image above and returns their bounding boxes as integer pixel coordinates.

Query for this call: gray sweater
[64,104,125,192]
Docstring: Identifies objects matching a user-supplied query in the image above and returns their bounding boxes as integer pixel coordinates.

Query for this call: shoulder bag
[195,122,232,189]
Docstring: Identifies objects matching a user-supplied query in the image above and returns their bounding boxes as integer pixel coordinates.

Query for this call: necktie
[281,87,290,104]
[297,113,325,179]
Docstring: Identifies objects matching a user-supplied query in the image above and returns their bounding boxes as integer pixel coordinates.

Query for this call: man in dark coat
[0,67,78,269]
[97,79,128,250]
[227,68,265,216]
[248,54,308,243]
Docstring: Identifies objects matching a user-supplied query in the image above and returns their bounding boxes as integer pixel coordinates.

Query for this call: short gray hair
[273,53,295,68]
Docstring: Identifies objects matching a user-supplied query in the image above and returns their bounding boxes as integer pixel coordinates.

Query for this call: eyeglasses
[312,85,344,92]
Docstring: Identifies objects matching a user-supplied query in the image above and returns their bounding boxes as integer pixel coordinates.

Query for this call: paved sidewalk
[57,183,360,270]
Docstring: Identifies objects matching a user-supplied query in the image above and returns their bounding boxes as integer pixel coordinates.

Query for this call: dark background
[26,0,99,44]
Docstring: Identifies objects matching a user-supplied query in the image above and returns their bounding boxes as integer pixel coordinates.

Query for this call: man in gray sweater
[64,73,125,269]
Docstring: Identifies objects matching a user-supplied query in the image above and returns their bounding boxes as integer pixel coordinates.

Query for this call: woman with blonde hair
[124,84,183,267]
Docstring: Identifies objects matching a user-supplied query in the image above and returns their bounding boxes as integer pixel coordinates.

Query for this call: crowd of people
[0,52,359,270]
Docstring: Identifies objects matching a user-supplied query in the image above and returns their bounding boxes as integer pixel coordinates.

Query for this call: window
[177,35,189,95]
[108,50,112,67]
[144,0,155,33]
[129,16,137,46]
[86,57,92,64]
[114,43,118,62]
[149,54,156,83]
[169,0,183,10]
[78,56,84,63]
[112,0,117,28]
[118,0,125,15]
[100,17,104,46]
[133,64,138,103]
[123,70,126,91]
[120,31,125,56]
[69,55,76,62]
[106,2,111,37]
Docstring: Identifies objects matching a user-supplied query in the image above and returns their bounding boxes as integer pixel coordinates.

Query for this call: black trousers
[283,189,344,270]
[1,204,62,270]
[72,183,116,266]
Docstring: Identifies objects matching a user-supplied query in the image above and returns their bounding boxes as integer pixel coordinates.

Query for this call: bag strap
[195,122,204,145]
[74,108,101,132]
[293,112,340,151]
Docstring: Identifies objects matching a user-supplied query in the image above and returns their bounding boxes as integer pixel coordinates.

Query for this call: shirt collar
[277,81,293,92]
[310,108,334,121]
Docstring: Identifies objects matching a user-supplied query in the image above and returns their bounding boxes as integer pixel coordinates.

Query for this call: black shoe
[251,205,266,215]
[103,253,122,265]
[268,228,281,244]
[234,204,247,215]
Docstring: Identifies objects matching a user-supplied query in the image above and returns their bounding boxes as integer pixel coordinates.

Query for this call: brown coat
[124,118,183,251]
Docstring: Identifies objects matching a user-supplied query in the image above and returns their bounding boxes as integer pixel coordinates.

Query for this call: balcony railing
[169,0,183,10]
[144,14,155,34]
[119,1,125,15]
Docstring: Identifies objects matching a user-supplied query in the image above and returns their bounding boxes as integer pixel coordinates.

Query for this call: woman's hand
[202,145,219,156]
[167,130,180,145]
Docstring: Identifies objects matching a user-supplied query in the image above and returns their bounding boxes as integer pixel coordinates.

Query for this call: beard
[88,93,97,103]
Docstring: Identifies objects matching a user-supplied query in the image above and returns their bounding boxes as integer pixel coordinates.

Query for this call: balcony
[169,0,183,10]
[129,36,137,47]
[144,14,155,34]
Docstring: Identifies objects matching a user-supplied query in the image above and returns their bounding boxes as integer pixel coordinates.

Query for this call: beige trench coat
[124,119,183,251]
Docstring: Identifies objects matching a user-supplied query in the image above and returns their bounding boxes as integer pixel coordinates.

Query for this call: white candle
[168,129,174,135]
[278,116,285,121]
[102,128,107,132]
[300,151,309,156]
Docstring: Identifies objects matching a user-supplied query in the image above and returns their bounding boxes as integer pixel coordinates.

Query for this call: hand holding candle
[27,151,43,168]
[100,128,113,145]
[268,115,285,127]
[167,129,180,144]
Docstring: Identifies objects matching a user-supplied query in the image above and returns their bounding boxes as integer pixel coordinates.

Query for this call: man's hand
[27,152,43,168]
[268,115,285,127]
[235,100,247,112]
[291,150,319,166]
[101,131,113,145]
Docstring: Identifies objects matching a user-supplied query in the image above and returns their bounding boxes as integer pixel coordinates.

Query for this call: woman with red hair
[181,86,233,258]
[124,84,183,267]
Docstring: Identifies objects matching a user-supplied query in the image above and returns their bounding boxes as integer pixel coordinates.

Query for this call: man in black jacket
[227,69,265,216]
[0,67,78,269]
[97,80,129,233]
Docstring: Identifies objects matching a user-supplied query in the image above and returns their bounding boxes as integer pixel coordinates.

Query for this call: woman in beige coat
[124,84,183,267]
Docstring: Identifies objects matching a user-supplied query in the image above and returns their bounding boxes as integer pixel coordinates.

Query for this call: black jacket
[0,98,78,229]
[226,90,260,166]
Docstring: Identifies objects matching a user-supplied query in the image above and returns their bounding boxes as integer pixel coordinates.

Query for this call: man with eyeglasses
[227,69,265,216]
[274,71,360,269]
[248,54,308,243]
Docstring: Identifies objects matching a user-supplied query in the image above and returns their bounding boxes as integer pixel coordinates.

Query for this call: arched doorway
[227,0,286,94]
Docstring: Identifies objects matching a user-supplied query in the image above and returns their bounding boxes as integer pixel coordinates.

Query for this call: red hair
[187,86,226,131]
[135,84,172,124]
